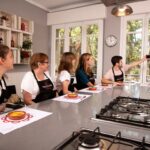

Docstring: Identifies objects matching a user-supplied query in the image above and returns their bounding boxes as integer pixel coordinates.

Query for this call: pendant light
[111,0,133,17]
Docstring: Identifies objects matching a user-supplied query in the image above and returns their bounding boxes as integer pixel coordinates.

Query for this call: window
[121,14,150,83]
[86,24,99,75]
[50,20,103,81]
[55,29,65,74]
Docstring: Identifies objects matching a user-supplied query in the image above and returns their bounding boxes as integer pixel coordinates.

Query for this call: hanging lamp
[111,1,133,17]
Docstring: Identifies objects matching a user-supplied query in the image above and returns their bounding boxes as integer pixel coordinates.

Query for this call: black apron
[112,67,124,82]
[32,71,56,103]
[0,76,16,104]
[58,77,75,96]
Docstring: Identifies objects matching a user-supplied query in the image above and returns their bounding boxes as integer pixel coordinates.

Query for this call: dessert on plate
[67,92,78,98]
[88,86,97,90]
[7,111,26,120]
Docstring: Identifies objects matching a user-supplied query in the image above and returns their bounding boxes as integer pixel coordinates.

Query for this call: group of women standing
[0,44,95,112]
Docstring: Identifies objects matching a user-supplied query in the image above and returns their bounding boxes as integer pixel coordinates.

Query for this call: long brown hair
[0,44,10,59]
[58,52,76,73]
[30,53,48,70]
[77,53,93,75]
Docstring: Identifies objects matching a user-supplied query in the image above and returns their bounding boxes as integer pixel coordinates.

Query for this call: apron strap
[112,67,124,81]
[32,70,39,82]
[44,73,54,88]
[112,67,115,76]
[32,70,49,81]
[0,76,7,89]
[32,70,54,87]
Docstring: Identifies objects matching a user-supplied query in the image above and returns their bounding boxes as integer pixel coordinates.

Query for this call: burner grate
[96,96,150,128]
[53,127,150,150]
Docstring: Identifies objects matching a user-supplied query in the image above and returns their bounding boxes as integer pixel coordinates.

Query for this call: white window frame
[50,20,104,83]
[120,14,150,83]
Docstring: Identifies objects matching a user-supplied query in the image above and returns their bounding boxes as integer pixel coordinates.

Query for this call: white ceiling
[26,0,102,12]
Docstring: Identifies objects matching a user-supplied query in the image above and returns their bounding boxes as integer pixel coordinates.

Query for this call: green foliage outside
[126,20,142,81]
[69,24,99,74]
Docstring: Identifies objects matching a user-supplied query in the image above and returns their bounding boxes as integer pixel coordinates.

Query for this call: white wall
[130,1,150,15]
[47,4,106,25]
[7,70,29,97]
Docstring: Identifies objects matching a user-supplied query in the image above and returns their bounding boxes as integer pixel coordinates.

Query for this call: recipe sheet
[0,107,52,134]
[52,94,91,103]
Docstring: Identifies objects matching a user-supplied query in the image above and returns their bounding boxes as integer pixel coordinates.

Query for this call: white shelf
[0,10,34,64]
[0,25,11,30]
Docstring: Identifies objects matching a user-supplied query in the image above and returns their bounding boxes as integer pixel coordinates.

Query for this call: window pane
[146,21,150,82]
[56,29,65,38]
[125,33,142,82]
[87,24,98,34]
[86,24,99,75]
[69,37,81,54]
[146,61,150,82]
[69,26,82,66]
[69,26,81,37]
[127,20,142,32]
[55,39,64,73]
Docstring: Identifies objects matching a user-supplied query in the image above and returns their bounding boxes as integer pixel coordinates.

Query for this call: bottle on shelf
[0,37,3,44]
[11,36,15,47]
[21,22,25,31]
[0,33,3,44]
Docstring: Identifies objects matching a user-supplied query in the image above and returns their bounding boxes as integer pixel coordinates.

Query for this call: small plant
[22,39,32,50]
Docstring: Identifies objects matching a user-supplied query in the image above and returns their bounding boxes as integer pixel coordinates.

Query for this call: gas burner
[54,127,150,150]
[96,96,150,128]
[126,103,144,113]
[78,127,100,150]
[78,133,100,149]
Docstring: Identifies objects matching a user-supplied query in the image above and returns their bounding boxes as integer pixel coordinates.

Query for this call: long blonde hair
[76,53,93,75]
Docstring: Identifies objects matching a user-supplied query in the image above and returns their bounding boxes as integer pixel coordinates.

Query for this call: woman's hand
[22,90,34,105]
[0,103,6,112]
[113,81,124,86]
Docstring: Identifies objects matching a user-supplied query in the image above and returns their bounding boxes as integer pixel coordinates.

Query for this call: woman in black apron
[56,52,76,96]
[0,45,14,112]
[32,70,56,102]
[76,53,95,90]
[21,53,56,105]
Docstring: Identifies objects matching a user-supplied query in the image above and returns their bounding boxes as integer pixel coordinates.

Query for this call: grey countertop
[0,83,150,150]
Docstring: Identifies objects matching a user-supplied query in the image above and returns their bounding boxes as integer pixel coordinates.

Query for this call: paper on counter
[0,107,52,134]
[80,85,113,93]
[52,94,91,103]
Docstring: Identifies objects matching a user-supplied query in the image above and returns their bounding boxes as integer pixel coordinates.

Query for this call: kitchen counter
[0,83,150,150]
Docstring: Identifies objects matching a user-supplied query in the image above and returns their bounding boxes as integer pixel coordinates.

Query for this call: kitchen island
[0,83,150,150]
